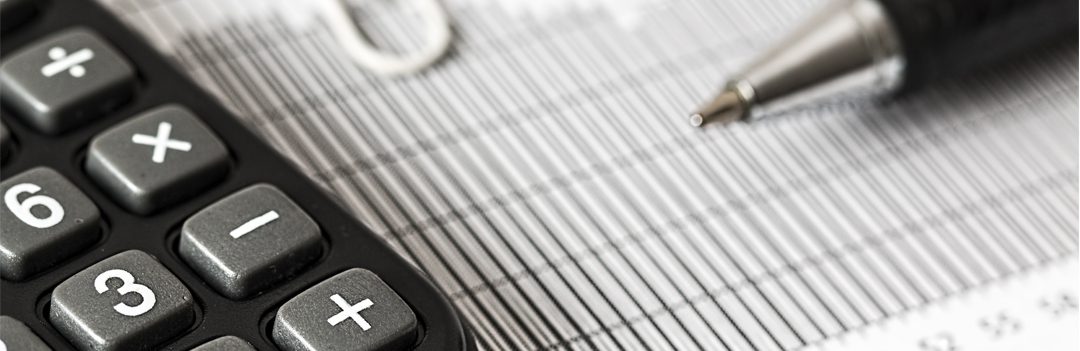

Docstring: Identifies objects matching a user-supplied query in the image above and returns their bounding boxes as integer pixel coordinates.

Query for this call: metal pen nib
[687,0,904,128]
[689,88,747,127]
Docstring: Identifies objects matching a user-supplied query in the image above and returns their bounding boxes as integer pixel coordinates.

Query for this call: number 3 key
[50,250,195,351]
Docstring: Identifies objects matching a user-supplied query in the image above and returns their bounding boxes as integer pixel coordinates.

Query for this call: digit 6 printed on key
[4,183,64,229]
[0,168,101,281]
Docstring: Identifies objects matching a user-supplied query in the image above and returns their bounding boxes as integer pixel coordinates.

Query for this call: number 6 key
[0,167,100,280]
[50,250,195,351]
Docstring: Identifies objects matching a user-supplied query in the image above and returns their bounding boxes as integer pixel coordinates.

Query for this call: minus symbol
[230,210,279,239]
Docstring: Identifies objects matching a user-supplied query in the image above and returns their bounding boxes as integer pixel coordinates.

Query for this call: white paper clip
[321,0,452,76]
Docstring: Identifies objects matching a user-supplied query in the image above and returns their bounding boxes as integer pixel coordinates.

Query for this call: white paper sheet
[101,0,1079,349]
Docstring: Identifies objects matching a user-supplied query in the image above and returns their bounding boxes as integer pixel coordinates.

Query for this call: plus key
[328,294,375,330]
[274,269,418,351]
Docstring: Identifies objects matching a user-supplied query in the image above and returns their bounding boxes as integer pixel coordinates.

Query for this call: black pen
[690,0,1078,127]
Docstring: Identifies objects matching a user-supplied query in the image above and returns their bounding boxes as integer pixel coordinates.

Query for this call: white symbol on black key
[327,294,374,331]
[229,210,279,239]
[180,185,321,299]
[87,105,229,213]
[49,251,195,351]
[131,122,192,163]
[41,46,94,78]
[0,168,100,280]
[272,269,418,351]
[2,29,136,133]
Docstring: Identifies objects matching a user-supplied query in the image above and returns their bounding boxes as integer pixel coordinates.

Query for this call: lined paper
[102,0,1079,349]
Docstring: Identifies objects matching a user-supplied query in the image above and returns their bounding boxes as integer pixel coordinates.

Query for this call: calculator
[0,0,474,350]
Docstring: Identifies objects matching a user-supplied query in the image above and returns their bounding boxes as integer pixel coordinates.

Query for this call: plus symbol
[326,294,374,331]
[131,122,192,163]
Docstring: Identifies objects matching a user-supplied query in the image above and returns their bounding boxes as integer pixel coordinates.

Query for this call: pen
[690,0,1077,127]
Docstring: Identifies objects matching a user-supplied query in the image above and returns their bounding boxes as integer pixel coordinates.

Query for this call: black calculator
[0,0,474,350]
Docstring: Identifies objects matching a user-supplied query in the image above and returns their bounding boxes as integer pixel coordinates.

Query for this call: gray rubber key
[0,28,135,134]
[0,316,51,351]
[190,336,256,351]
[273,269,418,351]
[49,250,195,351]
[180,184,322,299]
[86,104,229,214]
[0,167,100,280]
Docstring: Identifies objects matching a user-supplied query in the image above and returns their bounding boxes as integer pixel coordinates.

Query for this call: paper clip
[321,0,452,76]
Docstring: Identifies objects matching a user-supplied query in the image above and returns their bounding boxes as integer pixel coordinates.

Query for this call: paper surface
[102,0,1079,349]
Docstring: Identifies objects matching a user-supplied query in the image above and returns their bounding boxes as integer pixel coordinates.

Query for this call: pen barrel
[877,0,1078,90]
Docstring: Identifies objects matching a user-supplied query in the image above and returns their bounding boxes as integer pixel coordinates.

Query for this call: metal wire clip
[321,0,453,76]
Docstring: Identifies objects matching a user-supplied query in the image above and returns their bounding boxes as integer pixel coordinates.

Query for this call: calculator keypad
[0,316,51,351]
[272,269,418,351]
[180,184,322,299]
[0,167,100,281]
[0,0,470,348]
[49,250,195,351]
[86,104,229,214]
[0,28,135,134]
[190,336,257,351]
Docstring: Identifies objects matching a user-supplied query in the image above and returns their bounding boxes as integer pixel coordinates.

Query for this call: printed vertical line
[763,121,911,320]
[373,16,606,350]
[452,12,690,350]
[456,14,698,349]
[268,20,517,350]
[561,15,799,347]
[579,17,819,350]
[539,19,753,351]
[302,25,557,351]
[806,122,933,307]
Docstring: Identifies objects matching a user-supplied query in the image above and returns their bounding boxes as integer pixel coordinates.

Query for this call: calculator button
[1,121,13,162]
[0,316,51,351]
[180,184,321,299]
[0,167,100,280]
[86,105,229,214]
[272,269,418,351]
[0,0,36,32]
[0,28,135,134]
[190,335,256,351]
[49,250,195,351]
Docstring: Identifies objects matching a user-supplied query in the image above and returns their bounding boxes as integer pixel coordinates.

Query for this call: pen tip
[690,89,747,127]
[689,113,705,127]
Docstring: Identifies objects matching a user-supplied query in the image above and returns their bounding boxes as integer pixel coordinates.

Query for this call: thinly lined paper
[103,0,1079,349]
